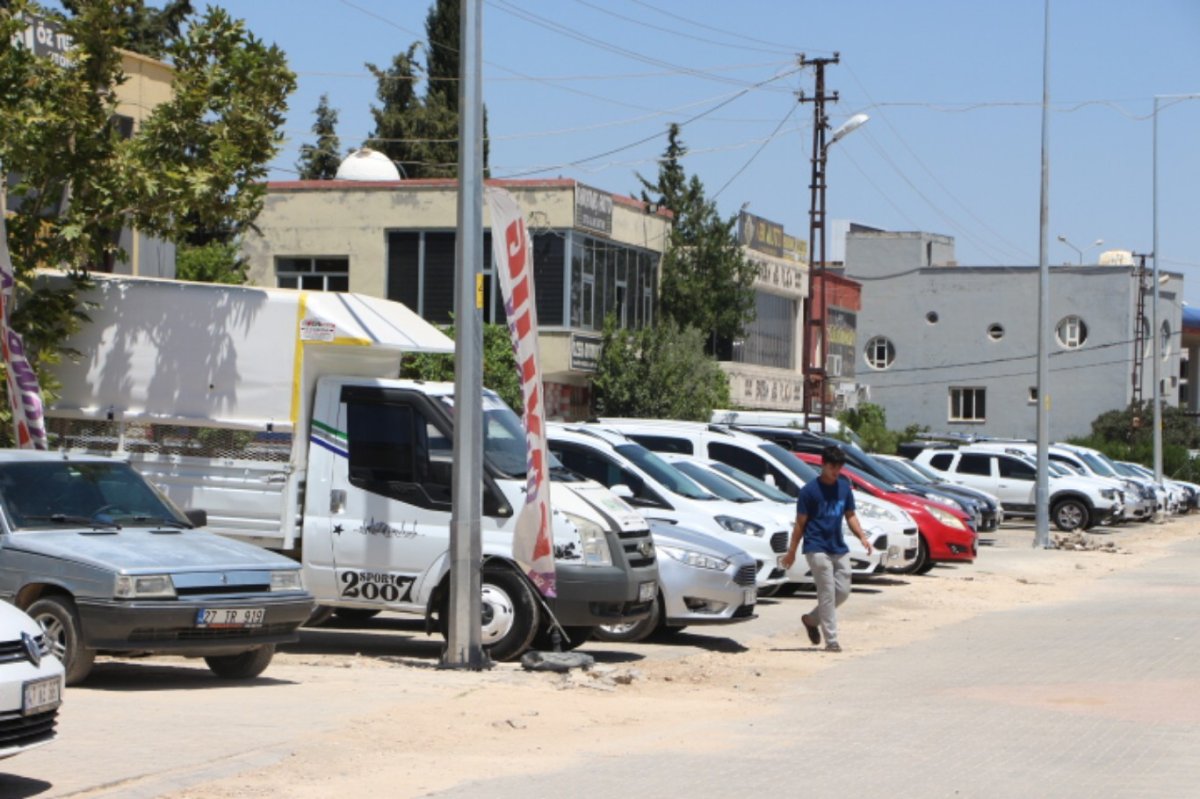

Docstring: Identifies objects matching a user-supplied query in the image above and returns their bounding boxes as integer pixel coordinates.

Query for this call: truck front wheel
[28,595,95,685]
[476,567,539,661]
[205,645,275,679]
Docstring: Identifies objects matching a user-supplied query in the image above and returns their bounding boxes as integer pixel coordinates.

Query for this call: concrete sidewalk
[430,535,1200,798]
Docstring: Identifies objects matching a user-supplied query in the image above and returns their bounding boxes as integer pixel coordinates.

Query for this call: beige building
[241,170,672,419]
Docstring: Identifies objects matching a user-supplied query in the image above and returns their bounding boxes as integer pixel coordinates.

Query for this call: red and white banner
[0,213,48,450]
[485,187,555,597]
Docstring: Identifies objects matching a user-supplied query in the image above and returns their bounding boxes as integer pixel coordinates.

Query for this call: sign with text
[569,333,603,372]
[574,184,613,236]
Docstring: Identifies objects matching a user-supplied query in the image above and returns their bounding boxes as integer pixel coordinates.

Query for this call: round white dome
[335,148,401,181]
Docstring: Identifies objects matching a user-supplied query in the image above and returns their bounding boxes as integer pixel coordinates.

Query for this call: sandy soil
[167,516,1200,799]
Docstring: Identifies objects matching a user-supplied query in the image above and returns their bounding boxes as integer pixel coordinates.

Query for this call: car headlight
[715,515,765,536]
[855,501,903,523]
[926,505,967,530]
[270,570,304,592]
[115,574,176,599]
[658,545,729,572]
[1100,488,1116,500]
[561,511,613,567]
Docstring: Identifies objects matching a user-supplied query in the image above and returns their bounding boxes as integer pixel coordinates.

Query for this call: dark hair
[821,445,847,465]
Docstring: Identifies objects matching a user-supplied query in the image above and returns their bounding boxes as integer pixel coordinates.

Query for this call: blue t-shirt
[796,475,855,554]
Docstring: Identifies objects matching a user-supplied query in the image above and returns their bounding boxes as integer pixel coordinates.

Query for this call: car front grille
[619,528,656,568]
[769,531,788,553]
[128,622,297,643]
[0,634,49,665]
[0,707,57,750]
[734,563,757,586]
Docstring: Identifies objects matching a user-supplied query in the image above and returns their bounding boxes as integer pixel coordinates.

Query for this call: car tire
[205,645,276,679]
[900,536,933,575]
[440,565,539,662]
[333,608,381,625]
[28,595,95,686]
[594,596,662,644]
[1052,498,1089,532]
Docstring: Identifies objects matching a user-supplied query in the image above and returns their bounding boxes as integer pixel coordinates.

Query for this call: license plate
[22,675,62,716]
[638,581,656,602]
[743,587,756,606]
[195,607,265,628]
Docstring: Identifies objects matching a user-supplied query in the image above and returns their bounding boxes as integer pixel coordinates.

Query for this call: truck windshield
[0,460,190,531]
[437,394,564,479]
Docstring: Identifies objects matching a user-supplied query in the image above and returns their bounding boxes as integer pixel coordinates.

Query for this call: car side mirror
[184,509,207,528]
[610,484,635,500]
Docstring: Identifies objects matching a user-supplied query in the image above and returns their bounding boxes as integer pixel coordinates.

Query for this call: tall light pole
[1152,95,1164,483]
[1033,0,1052,549]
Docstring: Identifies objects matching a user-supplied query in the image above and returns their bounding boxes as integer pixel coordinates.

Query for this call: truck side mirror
[184,509,207,528]
[610,484,635,500]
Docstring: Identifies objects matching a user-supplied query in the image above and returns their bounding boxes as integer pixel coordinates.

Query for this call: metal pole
[1152,95,1162,483]
[1033,0,1052,549]
[445,0,486,669]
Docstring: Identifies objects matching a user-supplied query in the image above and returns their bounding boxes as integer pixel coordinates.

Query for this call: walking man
[781,445,872,652]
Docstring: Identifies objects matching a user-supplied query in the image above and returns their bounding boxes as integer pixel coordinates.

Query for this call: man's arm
[845,510,872,555]
[781,514,806,569]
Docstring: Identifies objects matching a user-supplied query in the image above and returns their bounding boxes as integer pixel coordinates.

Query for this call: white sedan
[0,601,64,759]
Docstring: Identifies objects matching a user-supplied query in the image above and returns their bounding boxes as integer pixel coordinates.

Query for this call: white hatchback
[0,601,64,759]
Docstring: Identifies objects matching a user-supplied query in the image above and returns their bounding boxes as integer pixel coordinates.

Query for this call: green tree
[637,124,756,351]
[62,0,193,60]
[592,316,730,420]
[296,94,341,180]
[1070,402,1200,481]
[0,0,295,442]
[366,44,425,176]
[174,241,245,285]
[400,322,522,412]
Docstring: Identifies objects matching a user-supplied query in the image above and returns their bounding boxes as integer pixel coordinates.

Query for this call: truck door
[326,387,456,611]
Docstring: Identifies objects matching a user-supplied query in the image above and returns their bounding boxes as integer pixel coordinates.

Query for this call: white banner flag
[485,187,556,597]
[0,212,48,450]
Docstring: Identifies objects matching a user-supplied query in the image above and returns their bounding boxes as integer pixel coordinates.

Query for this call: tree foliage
[836,402,926,454]
[1070,402,1200,481]
[592,316,730,421]
[296,94,341,180]
[174,241,245,285]
[365,0,488,178]
[0,0,294,442]
[400,321,522,412]
[62,0,193,59]
[636,124,756,350]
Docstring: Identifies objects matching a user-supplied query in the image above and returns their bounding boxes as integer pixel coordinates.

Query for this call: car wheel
[1052,498,1089,532]
[205,645,275,679]
[28,595,95,686]
[901,536,933,575]
[594,596,662,644]
[333,608,381,625]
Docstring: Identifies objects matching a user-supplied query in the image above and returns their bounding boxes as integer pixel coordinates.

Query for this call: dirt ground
[150,515,1199,799]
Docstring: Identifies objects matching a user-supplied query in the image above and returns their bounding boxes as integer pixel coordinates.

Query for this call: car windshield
[0,460,191,530]
[671,460,759,502]
[1092,452,1127,478]
[439,393,564,478]
[844,464,897,493]
[889,458,936,484]
[710,461,794,502]
[758,442,819,483]
[613,444,714,500]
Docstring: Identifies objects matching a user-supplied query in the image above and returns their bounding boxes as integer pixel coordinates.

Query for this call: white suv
[914,446,1122,531]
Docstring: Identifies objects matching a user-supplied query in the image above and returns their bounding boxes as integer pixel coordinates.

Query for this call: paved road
[431,534,1200,799]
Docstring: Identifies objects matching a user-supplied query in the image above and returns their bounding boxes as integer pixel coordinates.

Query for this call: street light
[1056,234,1104,265]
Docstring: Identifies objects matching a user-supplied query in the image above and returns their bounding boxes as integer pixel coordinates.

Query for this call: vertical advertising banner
[485,188,556,597]
[0,213,48,449]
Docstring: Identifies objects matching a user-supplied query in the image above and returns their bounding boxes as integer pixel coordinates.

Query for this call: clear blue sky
[218,0,1200,303]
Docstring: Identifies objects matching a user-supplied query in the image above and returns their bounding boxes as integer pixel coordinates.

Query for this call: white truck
[43,274,659,661]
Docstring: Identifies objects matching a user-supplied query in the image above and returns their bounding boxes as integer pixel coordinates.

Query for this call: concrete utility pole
[1033,0,1052,549]
[798,53,839,434]
[445,0,487,669]
[1131,253,1151,407]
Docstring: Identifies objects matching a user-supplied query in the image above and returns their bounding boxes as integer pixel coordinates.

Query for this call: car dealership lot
[2,516,1194,799]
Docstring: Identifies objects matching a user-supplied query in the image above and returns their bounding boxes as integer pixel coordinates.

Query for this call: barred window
[864,336,895,370]
[276,257,349,292]
[949,387,986,422]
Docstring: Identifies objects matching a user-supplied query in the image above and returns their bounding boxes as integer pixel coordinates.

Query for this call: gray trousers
[805,551,852,646]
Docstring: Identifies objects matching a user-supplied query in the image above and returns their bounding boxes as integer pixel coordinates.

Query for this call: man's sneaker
[802,615,821,645]
[824,643,842,653]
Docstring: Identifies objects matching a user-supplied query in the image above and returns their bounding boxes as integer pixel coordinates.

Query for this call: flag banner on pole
[485,187,555,597]
[0,213,48,450]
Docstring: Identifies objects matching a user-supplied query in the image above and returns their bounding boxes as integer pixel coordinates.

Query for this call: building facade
[241,177,671,420]
[846,230,1184,439]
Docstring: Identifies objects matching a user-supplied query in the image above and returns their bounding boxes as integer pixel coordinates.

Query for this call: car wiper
[129,515,190,529]
[24,514,121,530]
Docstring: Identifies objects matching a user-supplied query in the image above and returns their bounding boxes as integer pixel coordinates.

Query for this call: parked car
[0,452,315,684]
[594,521,757,643]
[0,601,63,759]
[876,453,1004,532]
[914,446,1122,532]
[1115,460,1196,513]
[793,452,976,574]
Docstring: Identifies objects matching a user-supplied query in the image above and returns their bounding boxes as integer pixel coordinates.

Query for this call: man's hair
[821,445,847,465]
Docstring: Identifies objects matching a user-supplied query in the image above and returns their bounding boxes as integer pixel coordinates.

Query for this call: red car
[794,452,977,574]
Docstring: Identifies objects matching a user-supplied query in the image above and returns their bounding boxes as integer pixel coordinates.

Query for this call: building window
[1028,386,1038,404]
[949,387,986,422]
[1161,321,1172,360]
[733,290,795,369]
[987,323,1004,340]
[568,235,658,332]
[276,257,349,292]
[864,336,895,370]
[1055,315,1088,349]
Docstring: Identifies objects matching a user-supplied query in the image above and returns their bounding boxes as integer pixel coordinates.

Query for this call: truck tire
[1052,498,1089,532]
[205,645,276,679]
[594,595,662,643]
[477,567,539,661]
[28,595,95,686]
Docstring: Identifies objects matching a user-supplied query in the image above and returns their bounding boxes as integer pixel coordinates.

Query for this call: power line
[711,104,801,199]
[626,0,831,55]
[572,0,794,56]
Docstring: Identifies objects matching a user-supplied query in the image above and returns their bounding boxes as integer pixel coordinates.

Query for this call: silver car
[0,452,314,684]
[595,521,756,643]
